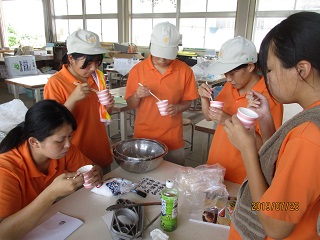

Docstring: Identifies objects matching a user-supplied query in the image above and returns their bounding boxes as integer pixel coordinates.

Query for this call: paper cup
[237,107,259,129]
[77,165,94,189]
[210,100,224,109]
[156,100,169,116]
[96,89,110,105]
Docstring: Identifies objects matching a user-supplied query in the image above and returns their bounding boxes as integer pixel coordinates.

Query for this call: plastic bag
[91,177,147,198]
[0,99,28,134]
[175,164,229,217]
[91,178,135,197]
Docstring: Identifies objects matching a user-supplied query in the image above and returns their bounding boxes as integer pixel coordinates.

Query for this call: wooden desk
[5,74,53,102]
[195,119,217,163]
[0,49,14,54]
[37,161,240,240]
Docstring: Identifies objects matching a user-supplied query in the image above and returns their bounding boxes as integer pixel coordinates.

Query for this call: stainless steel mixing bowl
[112,138,168,173]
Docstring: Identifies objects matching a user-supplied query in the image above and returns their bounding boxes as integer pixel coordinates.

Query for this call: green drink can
[160,179,178,232]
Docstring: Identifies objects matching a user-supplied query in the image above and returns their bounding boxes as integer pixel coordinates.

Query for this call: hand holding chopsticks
[138,83,162,102]
[73,81,98,93]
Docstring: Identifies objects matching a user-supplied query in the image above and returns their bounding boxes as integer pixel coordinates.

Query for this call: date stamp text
[251,201,299,211]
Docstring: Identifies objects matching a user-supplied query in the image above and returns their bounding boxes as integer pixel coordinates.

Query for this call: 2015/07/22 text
[251,202,299,211]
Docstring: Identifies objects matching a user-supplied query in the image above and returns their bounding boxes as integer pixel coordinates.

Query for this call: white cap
[150,22,180,60]
[206,36,257,75]
[166,179,174,188]
[67,29,108,55]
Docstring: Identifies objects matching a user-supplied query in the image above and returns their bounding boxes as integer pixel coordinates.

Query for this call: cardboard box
[107,51,144,60]
[4,55,38,78]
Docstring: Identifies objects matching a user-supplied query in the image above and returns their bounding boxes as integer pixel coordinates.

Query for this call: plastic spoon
[138,83,162,102]
[206,81,213,101]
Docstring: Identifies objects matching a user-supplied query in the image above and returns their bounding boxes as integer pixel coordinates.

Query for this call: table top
[0,49,14,54]
[110,86,126,97]
[5,74,53,88]
[38,161,240,240]
[110,87,128,112]
[195,119,217,135]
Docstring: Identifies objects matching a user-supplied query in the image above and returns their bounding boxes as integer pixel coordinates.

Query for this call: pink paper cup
[97,96,111,105]
[77,165,94,188]
[210,100,224,109]
[96,89,110,105]
[237,107,259,129]
[156,100,169,116]
[96,89,109,96]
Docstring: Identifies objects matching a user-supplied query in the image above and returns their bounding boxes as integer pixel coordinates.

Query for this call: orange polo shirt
[44,65,112,167]
[207,78,283,184]
[229,101,320,240]
[125,56,199,150]
[0,142,93,218]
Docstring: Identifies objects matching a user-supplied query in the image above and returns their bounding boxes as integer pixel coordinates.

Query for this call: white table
[5,74,53,102]
[38,161,240,240]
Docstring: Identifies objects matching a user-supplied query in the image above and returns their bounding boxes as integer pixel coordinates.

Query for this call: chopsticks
[73,81,98,93]
[138,83,162,102]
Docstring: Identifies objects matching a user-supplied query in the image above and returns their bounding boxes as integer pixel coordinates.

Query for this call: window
[1,0,46,48]
[132,18,176,46]
[252,0,320,50]
[52,0,118,42]
[131,0,237,49]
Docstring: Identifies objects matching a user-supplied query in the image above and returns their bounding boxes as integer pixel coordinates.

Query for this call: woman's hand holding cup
[77,165,103,189]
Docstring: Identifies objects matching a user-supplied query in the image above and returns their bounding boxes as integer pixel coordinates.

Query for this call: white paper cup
[156,100,169,116]
[237,107,259,129]
[77,165,94,189]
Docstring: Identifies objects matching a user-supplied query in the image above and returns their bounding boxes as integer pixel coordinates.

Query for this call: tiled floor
[0,86,209,170]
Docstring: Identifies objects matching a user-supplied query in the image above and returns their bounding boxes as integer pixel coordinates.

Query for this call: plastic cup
[156,100,169,116]
[237,107,259,129]
[210,100,224,110]
[96,89,111,105]
[77,165,94,189]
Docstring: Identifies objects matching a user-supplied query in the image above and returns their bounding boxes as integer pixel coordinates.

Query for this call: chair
[183,118,194,152]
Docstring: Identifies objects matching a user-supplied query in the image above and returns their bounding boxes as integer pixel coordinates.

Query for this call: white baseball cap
[67,29,108,55]
[206,36,257,75]
[150,22,180,60]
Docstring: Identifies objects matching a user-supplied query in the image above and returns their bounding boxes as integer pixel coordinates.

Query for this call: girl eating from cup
[0,100,103,239]
[224,12,320,239]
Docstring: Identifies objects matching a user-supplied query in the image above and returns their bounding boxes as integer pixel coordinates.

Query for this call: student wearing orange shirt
[0,100,103,239]
[198,36,283,184]
[44,29,114,173]
[125,22,198,165]
[224,12,320,239]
